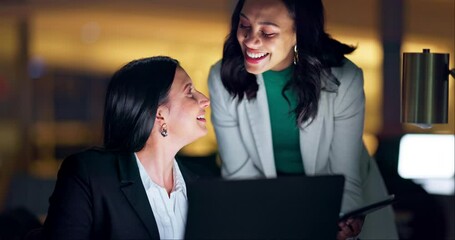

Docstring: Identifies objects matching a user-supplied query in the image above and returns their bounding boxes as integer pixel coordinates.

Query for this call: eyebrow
[240,13,280,28]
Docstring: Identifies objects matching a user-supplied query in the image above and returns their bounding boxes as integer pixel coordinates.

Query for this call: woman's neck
[136,140,177,195]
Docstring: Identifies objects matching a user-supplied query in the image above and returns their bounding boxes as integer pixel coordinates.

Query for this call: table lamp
[401,49,455,128]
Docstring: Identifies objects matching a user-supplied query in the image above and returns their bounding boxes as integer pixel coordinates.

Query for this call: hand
[337,216,365,240]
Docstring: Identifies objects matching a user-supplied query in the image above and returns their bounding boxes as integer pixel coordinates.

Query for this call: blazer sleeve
[330,64,365,212]
[42,154,93,239]
[208,62,262,179]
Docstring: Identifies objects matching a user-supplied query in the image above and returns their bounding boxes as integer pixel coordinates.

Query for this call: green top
[263,65,304,174]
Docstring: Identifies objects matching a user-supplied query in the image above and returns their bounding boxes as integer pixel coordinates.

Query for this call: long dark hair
[103,56,179,152]
[221,0,355,125]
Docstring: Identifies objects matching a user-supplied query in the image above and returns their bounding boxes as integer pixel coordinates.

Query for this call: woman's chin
[244,62,266,75]
[187,129,208,143]
[198,128,208,138]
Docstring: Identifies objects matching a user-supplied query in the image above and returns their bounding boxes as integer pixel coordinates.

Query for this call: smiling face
[237,0,296,74]
[161,67,210,145]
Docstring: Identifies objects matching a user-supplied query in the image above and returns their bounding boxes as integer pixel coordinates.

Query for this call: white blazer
[208,59,398,239]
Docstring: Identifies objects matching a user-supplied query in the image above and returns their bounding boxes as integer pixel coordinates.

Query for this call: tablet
[339,194,396,221]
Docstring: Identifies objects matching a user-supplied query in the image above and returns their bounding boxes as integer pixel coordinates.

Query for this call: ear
[156,105,170,124]
[292,30,297,46]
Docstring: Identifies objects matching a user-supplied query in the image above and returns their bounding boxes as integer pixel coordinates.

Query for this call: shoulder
[330,58,364,98]
[208,60,222,85]
[210,60,222,73]
[208,60,231,98]
[64,147,115,163]
[60,148,118,175]
[331,58,363,85]
[328,58,365,110]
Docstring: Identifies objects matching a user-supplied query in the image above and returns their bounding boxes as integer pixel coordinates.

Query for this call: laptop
[184,175,345,239]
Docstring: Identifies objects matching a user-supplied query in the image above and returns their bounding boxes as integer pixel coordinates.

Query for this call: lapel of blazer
[117,152,160,239]
[176,160,199,183]
[299,68,338,174]
[245,74,277,177]
[176,160,200,198]
[299,116,323,174]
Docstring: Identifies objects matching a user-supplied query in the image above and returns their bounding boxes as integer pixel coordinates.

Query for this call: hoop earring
[293,45,299,65]
[160,123,168,137]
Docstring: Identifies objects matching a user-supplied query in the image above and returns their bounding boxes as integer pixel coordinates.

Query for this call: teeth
[246,51,268,59]
[197,115,205,120]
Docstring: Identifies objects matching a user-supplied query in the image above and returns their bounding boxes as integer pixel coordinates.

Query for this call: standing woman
[42,56,210,239]
[208,0,397,239]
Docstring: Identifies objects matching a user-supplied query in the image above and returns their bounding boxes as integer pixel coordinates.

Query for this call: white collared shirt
[135,153,188,239]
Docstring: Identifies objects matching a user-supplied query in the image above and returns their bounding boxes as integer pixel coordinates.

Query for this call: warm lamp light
[401,49,455,128]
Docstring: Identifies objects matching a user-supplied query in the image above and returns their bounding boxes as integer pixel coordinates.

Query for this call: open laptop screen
[184,175,344,239]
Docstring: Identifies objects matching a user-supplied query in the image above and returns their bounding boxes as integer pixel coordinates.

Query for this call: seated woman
[41,56,210,239]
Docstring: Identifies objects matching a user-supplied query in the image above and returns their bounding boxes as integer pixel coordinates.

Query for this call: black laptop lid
[184,175,345,240]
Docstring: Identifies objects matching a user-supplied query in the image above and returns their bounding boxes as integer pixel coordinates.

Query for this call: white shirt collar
[134,152,187,199]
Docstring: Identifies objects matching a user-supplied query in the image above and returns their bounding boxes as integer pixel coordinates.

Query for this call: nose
[197,92,210,109]
[243,32,261,48]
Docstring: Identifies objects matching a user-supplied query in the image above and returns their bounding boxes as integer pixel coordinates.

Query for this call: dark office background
[0,0,453,239]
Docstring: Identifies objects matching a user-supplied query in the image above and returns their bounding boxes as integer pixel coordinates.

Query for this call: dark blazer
[41,148,198,240]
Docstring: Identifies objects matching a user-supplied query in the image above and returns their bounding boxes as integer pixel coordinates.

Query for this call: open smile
[244,50,269,64]
[196,114,206,123]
